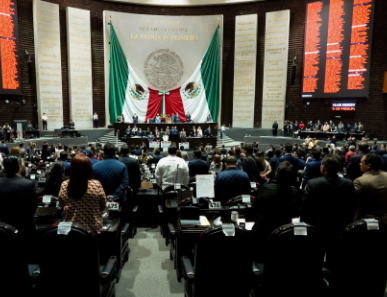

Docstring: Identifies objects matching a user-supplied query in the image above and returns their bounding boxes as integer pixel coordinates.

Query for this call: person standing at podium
[42,113,48,130]
[272,120,278,136]
[93,113,98,128]
[69,119,75,130]
[186,112,191,123]
[133,113,139,124]
[175,112,181,123]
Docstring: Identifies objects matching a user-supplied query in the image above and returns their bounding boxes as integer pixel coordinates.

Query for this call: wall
[1,0,386,138]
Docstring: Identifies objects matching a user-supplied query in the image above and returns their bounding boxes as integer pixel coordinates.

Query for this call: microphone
[175,164,179,185]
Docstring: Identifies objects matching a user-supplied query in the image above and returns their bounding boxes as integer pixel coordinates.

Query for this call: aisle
[116,228,184,297]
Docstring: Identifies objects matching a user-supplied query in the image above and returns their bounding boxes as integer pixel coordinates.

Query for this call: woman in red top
[299,121,305,130]
[58,154,106,234]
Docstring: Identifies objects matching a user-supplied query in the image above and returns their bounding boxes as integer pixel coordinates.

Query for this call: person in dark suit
[69,119,75,129]
[175,112,181,123]
[275,143,300,179]
[186,112,191,123]
[347,142,369,180]
[0,155,38,239]
[118,144,141,195]
[137,128,143,137]
[150,148,164,164]
[188,150,209,178]
[171,113,176,123]
[215,156,251,204]
[133,113,139,124]
[268,149,281,179]
[272,120,278,136]
[220,145,227,155]
[207,113,212,123]
[301,147,322,189]
[0,140,9,156]
[205,126,212,137]
[125,125,132,138]
[301,154,356,265]
[252,161,299,261]
[382,154,387,172]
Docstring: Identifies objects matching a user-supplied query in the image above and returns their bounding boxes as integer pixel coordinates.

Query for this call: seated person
[0,155,38,240]
[252,161,299,261]
[180,128,187,142]
[205,126,212,137]
[125,125,132,137]
[148,131,154,141]
[132,125,138,134]
[137,128,143,137]
[59,154,106,234]
[214,156,250,204]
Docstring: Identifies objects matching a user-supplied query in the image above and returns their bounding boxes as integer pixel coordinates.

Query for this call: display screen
[302,0,375,99]
[332,102,356,110]
[0,0,21,95]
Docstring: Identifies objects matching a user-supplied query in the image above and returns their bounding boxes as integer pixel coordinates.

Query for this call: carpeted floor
[116,228,184,297]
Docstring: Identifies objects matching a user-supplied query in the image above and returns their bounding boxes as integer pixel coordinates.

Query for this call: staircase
[217,130,235,146]
[98,129,125,146]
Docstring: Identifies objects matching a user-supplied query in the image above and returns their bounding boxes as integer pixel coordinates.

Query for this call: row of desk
[297,131,365,140]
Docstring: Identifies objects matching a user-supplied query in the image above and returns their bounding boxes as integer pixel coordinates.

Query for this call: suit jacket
[301,175,356,237]
[125,128,132,136]
[150,155,164,164]
[171,115,176,123]
[175,115,181,123]
[382,155,387,172]
[272,123,278,130]
[215,167,251,204]
[186,114,191,121]
[275,154,300,177]
[354,171,387,224]
[0,175,38,238]
[188,158,209,177]
[118,155,141,193]
[0,144,9,155]
[301,159,322,189]
[205,128,212,136]
[347,152,365,180]
[133,116,138,124]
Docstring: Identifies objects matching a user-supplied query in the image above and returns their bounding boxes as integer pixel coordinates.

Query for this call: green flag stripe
[109,23,129,124]
[201,27,220,123]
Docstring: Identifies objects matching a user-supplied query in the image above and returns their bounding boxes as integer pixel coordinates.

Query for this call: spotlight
[5,99,9,104]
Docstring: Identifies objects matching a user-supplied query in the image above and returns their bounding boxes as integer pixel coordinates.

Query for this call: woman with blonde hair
[209,154,223,176]
[214,146,221,155]
[142,152,149,165]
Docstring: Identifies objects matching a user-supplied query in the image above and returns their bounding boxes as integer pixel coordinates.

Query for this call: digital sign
[0,0,21,95]
[332,102,356,111]
[302,0,375,99]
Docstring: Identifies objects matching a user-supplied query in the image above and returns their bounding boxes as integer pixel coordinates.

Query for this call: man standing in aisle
[93,112,98,128]
[155,145,190,188]
[272,120,278,136]
[42,113,48,130]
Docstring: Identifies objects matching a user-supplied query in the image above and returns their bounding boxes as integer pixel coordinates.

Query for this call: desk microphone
[175,164,179,185]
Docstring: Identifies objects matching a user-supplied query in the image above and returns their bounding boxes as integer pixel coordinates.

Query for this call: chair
[330,219,387,297]
[226,195,256,222]
[36,224,117,297]
[252,222,327,297]
[0,222,37,296]
[182,226,253,297]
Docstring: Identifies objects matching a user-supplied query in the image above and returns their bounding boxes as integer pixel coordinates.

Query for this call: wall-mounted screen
[0,0,21,95]
[302,0,375,99]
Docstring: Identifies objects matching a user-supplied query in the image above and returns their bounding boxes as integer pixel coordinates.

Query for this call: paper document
[196,174,214,198]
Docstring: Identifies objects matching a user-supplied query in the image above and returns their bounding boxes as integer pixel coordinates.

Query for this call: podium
[14,120,28,139]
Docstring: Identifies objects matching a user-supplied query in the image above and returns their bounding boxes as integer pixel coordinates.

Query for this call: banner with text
[261,10,290,129]
[103,12,223,126]
[33,0,64,130]
[232,14,258,128]
[67,7,93,128]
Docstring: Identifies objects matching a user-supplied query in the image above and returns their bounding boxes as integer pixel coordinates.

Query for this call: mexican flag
[109,23,219,124]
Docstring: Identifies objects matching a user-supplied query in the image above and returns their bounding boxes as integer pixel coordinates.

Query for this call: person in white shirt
[155,145,190,188]
[197,126,203,137]
[93,113,98,128]
[221,124,226,139]
[42,113,48,130]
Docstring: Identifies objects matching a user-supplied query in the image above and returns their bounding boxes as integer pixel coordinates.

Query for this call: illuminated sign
[332,102,356,111]
[302,0,375,99]
[0,0,21,95]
